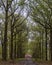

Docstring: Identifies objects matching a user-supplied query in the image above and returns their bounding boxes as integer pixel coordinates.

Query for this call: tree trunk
[10,22,14,60]
[17,33,23,58]
[50,29,52,61]
[2,2,8,60]
[14,33,17,59]
[38,31,43,60]
[45,28,47,61]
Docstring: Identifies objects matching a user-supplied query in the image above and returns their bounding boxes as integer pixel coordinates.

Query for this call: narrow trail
[19,59,37,65]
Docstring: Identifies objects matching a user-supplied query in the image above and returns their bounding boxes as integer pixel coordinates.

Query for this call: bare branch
[33,18,47,29]
[8,6,19,18]
[12,8,23,27]
[13,30,23,36]
[1,0,6,10]
[8,0,14,9]
[33,5,51,28]
[13,14,29,29]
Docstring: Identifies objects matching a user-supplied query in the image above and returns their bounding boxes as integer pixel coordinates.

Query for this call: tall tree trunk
[17,33,23,58]
[0,23,3,59]
[2,1,8,60]
[10,21,14,60]
[50,29,52,61]
[14,33,17,59]
[45,28,47,61]
[39,34,41,59]
[9,6,14,59]
[41,31,44,60]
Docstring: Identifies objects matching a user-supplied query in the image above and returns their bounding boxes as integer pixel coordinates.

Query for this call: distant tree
[29,0,52,61]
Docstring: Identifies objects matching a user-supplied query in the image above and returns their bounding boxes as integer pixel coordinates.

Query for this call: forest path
[0,59,52,65]
[18,59,37,65]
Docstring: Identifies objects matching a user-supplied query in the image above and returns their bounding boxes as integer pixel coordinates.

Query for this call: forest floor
[0,60,52,65]
[37,61,52,65]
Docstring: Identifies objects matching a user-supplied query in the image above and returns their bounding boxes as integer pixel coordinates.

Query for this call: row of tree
[0,0,29,60]
[0,0,52,61]
[28,0,52,61]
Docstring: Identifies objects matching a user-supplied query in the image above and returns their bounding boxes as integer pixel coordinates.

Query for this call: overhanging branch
[1,0,6,10]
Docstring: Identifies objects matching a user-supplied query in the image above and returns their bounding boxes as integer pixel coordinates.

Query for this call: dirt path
[18,60,37,65]
[0,60,37,65]
[0,60,52,65]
